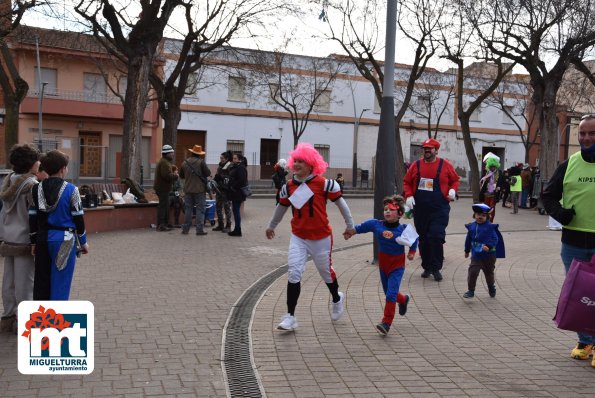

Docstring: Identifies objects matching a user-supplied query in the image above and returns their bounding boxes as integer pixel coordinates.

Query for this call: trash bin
[205,199,216,225]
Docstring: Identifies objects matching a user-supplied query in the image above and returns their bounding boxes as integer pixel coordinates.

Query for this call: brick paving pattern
[1,198,593,397]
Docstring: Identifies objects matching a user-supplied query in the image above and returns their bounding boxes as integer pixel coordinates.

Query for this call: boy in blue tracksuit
[345,195,418,335]
[463,203,505,298]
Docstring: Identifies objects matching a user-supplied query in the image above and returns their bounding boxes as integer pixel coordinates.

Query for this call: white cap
[162,145,174,154]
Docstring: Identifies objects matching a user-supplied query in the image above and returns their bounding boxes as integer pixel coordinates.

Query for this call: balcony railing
[28,88,124,105]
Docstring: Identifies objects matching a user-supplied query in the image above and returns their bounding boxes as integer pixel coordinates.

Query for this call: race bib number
[418,177,434,191]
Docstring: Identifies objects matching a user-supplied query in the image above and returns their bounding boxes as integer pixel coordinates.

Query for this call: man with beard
[542,114,595,368]
[403,138,460,281]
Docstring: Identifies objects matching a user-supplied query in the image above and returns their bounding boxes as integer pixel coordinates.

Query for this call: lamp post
[38,81,48,153]
[352,108,369,187]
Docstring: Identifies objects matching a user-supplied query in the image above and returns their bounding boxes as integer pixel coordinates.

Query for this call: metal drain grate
[223,265,287,397]
[222,243,370,397]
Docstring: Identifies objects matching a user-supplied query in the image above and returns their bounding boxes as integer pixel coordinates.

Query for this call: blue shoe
[398,295,410,316]
[488,285,496,298]
[376,323,390,335]
[463,290,475,299]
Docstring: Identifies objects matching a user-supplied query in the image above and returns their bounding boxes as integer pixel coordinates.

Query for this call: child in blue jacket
[345,195,418,335]
[463,203,505,298]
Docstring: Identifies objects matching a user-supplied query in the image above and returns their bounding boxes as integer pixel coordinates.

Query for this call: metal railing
[28,88,123,105]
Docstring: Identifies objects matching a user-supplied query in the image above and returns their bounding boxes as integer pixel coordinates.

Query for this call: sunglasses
[580,114,595,120]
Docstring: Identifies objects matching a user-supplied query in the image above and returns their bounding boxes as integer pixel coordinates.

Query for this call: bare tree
[404,69,455,139]
[75,0,185,181]
[246,47,343,147]
[557,61,595,113]
[463,0,595,181]
[437,3,516,201]
[150,0,283,155]
[485,74,539,162]
[322,0,445,194]
[0,0,39,164]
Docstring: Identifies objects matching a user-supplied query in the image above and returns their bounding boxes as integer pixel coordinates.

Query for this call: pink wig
[288,143,328,176]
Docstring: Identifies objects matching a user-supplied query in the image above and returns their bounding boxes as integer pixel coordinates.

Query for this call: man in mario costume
[403,138,460,281]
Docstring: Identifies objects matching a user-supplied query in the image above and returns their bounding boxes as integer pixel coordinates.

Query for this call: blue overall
[412,159,450,273]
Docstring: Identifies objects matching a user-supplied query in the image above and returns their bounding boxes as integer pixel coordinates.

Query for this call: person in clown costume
[266,143,354,331]
[479,156,503,222]
[344,195,418,335]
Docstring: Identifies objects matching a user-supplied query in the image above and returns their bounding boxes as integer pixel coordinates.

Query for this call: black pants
[156,191,170,227]
[419,237,444,273]
[33,241,51,300]
[467,256,496,291]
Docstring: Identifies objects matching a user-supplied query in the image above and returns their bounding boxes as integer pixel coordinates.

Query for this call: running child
[344,195,418,335]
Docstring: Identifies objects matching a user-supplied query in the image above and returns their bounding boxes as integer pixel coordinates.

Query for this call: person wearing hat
[179,145,211,235]
[463,203,505,299]
[542,113,595,367]
[154,145,179,232]
[403,138,460,281]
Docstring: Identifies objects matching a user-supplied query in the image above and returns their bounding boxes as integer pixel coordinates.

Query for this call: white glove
[448,189,456,201]
[406,196,415,208]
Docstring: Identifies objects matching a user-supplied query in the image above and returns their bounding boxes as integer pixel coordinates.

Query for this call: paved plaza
[1,197,594,397]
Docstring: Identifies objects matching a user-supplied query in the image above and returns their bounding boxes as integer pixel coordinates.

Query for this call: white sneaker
[277,313,298,331]
[331,292,345,321]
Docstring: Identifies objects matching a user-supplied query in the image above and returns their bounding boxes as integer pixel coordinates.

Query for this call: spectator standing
[180,145,211,236]
[509,164,522,214]
[403,138,460,281]
[29,150,90,300]
[227,152,248,237]
[169,166,184,227]
[265,143,354,331]
[336,173,345,193]
[213,151,233,233]
[542,113,595,368]
[344,195,417,335]
[272,159,288,205]
[0,144,39,333]
[463,204,505,299]
[500,169,511,208]
[154,145,178,231]
[520,163,532,208]
[479,157,502,222]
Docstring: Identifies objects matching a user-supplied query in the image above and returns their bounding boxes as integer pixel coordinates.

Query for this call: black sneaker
[463,290,475,299]
[196,231,208,236]
[433,271,443,281]
[421,270,431,278]
[398,295,410,316]
[488,285,496,298]
[376,323,390,336]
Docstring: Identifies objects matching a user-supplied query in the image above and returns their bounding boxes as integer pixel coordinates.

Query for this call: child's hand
[407,252,415,261]
[482,245,489,252]
[265,228,275,239]
[343,228,356,240]
[464,252,469,258]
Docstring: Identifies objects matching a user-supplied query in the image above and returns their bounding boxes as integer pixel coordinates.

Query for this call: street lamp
[352,108,370,187]
[38,81,48,153]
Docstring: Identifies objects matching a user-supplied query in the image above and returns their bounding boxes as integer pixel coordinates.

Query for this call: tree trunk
[3,98,20,162]
[121,55,152,181]
[460,118,481,202]
[394,118,405,195]
[536,84,560,183]
[162,101,181,157]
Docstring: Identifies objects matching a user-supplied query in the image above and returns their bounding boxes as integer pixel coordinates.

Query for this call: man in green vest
[508,164,522,214]
[542,113,595,368]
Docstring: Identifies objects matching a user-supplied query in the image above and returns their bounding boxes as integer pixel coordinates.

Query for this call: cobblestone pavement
[1,198,593,397]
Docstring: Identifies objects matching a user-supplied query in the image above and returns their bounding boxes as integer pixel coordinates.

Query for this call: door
[176,130,206,168]
[260,139,279,179]
[79,131,102,177]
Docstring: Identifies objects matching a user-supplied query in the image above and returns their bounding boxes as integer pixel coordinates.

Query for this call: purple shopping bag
[553,254,595,334]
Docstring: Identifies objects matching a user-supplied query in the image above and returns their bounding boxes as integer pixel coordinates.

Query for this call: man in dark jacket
[153,145,178,231]
[179,145,211,235]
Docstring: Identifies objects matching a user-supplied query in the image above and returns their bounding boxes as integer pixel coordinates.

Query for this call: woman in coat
[227,152,248,237]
